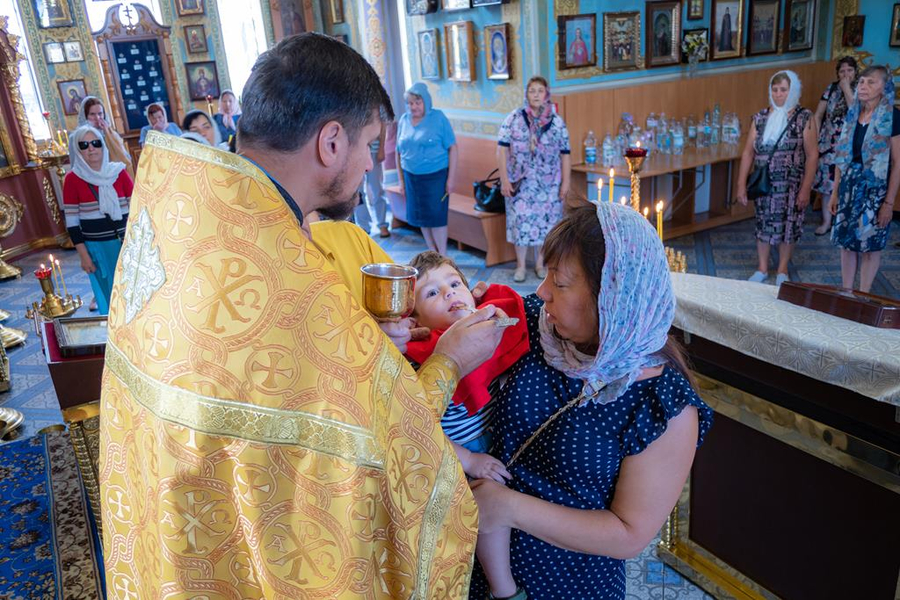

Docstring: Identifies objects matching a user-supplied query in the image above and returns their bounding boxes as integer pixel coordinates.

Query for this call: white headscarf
[761,70,802,146]
[77,95,101,127]
[68,125,126,221]
[183,109,222,146]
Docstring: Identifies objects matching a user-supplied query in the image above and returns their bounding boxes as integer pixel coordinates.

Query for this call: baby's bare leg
[476,526,517,598]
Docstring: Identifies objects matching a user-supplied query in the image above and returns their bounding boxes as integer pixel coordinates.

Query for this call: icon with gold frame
[485,23,510,80]
[445,21,475,82]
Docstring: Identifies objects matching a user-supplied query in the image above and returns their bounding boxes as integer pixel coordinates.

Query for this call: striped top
[440,376,501,444]
[63,171,132,244]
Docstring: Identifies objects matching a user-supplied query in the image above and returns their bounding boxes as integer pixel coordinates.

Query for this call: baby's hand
[465,452,511,483]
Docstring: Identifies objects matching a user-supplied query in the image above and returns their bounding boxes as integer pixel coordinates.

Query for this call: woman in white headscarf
[139,102,181,147]
[737,70,818,286]
[213,89,242,143]
[63,125,132,315]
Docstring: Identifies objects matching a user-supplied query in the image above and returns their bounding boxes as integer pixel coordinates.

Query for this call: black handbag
[473,169,506,213]
[746,111,798,200]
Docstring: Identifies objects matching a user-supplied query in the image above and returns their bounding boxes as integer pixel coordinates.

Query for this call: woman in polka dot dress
[468,202,713,600]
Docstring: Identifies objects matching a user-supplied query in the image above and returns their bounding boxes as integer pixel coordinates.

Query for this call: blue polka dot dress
[469,295,714,600]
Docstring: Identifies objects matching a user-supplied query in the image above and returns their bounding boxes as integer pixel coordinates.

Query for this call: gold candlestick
[624,151,647,212]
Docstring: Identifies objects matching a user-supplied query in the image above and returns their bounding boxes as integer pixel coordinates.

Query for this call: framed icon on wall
[63,41,84,62]
[687,0,704,20]
[747,0,781,56]
[184,25,208,54]
[444,21,475,82]
[558,13,597,70]
[485,23,510,80]
[891,4,900,48]
[185,61,220,100]
[43,42,65,64]
[783,0,815,52]
[646,1,682,67]
[176,0,205,17]
[34,0,74,28]
[58,79,87,116]
[603,12,642,72]
[417,29,440,80]
[842,15,864,47]
[710,0,744,60]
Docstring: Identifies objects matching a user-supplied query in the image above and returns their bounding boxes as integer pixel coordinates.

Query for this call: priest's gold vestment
[99,132,477,599]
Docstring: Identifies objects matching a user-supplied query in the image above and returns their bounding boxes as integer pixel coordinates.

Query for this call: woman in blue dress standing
[396,82,457,255]
[829,66,900,293]
[469,202,713,600]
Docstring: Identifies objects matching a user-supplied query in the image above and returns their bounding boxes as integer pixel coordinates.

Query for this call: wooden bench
[385,184,516,266]
[384,135,516,267]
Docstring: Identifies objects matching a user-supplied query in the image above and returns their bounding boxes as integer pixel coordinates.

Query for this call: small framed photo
[175,0,204,17]
[58,79,87,116]
[784,0,815,52]
[183,25,208,54]
[558,13,597,70]
[687,0,704,20]
[891,4,900,48]
[843,15,864,47]
[711,0,744,60]
[444,21,475,82]
[747,0,780,55]
[646,1,682,67]
[406,0,437,15]
[485,23,510,80]
[681,27,709,62]
[63,41,84,62]
[443,0,470,11]
[43,42,65,64]
[603,12,642,72]
[417,29,440,80]
[330,0,344,24]
[34,0,74,28]
[185,61,220,100]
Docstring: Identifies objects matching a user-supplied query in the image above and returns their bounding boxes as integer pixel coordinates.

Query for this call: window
[217,0,268,99]
[395,0,412,91]
[0,0,50,139]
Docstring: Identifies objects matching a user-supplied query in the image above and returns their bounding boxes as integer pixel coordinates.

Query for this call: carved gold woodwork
[0,17,40,163]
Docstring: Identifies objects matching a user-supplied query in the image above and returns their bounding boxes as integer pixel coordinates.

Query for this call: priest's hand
[378,318,429,354]
[435,305,506,378]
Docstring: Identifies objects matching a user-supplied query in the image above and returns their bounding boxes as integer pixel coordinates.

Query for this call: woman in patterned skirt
[737,70,818,286]
[497,77,571,282]
[828,66,900,293]
[813,57,858,235]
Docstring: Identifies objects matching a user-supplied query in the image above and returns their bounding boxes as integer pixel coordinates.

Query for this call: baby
[404,251,528,600]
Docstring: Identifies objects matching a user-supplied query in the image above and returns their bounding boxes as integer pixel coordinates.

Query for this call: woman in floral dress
[828,66,900,293]
[737,70,818,286]
[497,76,571,282]
[813,57,858,235]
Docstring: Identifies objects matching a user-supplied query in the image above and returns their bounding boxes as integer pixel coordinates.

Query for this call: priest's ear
[316,120,346,168]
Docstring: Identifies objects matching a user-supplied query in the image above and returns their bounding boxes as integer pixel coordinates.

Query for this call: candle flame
[596,178,603,191]
[656,201,664,212]
[643,207,649,218]
[609,168,615,178]
[49,254,54,263]
[619,197,627,205]
[636,141,641,148]
[40,263,46,270]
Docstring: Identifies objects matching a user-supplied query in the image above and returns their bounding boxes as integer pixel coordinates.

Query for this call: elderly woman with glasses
[63,125,133,315]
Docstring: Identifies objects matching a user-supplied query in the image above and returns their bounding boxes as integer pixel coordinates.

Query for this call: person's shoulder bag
[473,168,518,213]
[746,110,799,200]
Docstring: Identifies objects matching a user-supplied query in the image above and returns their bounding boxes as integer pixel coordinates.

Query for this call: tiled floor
[3,211,898,598]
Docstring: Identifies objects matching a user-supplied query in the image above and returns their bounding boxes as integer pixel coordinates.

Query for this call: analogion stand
[571,142,753,240]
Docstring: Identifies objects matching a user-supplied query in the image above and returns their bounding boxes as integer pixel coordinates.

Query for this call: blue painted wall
[852,0,900,69]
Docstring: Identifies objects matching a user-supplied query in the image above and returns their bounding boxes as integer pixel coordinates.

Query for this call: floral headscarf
[539,201,675,405]
[834,69,896,181]
[523,79,553,152]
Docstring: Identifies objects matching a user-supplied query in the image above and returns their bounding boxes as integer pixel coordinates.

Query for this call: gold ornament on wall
[0,19,40,163]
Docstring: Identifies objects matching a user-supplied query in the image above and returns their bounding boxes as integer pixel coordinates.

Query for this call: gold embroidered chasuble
[99,132,477,599]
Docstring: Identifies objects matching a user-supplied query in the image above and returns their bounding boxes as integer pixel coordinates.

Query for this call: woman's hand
[796,188,811,210]
[839,74,853,95]
[558,182,570,200]
[470,478,518,534]
[877,202,894,228]
[80,253,96,274]
[736,185,748,206]
[500,180,513,197]
[464,453,511,483]
[828,192,839,216]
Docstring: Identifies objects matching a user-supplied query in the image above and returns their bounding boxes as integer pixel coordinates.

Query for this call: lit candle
[62,129,69,146]
[48,254,60,290]
[56,129,63,147]
[608,168,615,203]
[656,201,664,240]
[619,196,627,206]
[54,259,69,297]
[636,140,641,148]
[596,177,603,203]
[37,263,50,280]
[643,207,649,220]
[206,95,214,116]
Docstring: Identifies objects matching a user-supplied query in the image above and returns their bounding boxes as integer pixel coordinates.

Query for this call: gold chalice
[361,263,418,320]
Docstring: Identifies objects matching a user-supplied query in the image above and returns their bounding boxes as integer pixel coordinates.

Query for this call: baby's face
[413,264,475,330]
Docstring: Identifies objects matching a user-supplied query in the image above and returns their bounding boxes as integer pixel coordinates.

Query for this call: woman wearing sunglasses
[63,125,133,315]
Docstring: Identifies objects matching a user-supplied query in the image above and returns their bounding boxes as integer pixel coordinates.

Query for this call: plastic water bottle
[673,121,685,155]
[700,112,711,148]
[645,113,658,150]
[710,105,721,146]
[686,115,697,147]
[584,130,598,165]
[602,133,616,167]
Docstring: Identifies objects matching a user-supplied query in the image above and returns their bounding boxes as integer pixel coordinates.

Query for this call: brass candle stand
[624,150,647,213]
[25,270,81,322]
[666,247,688,273]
